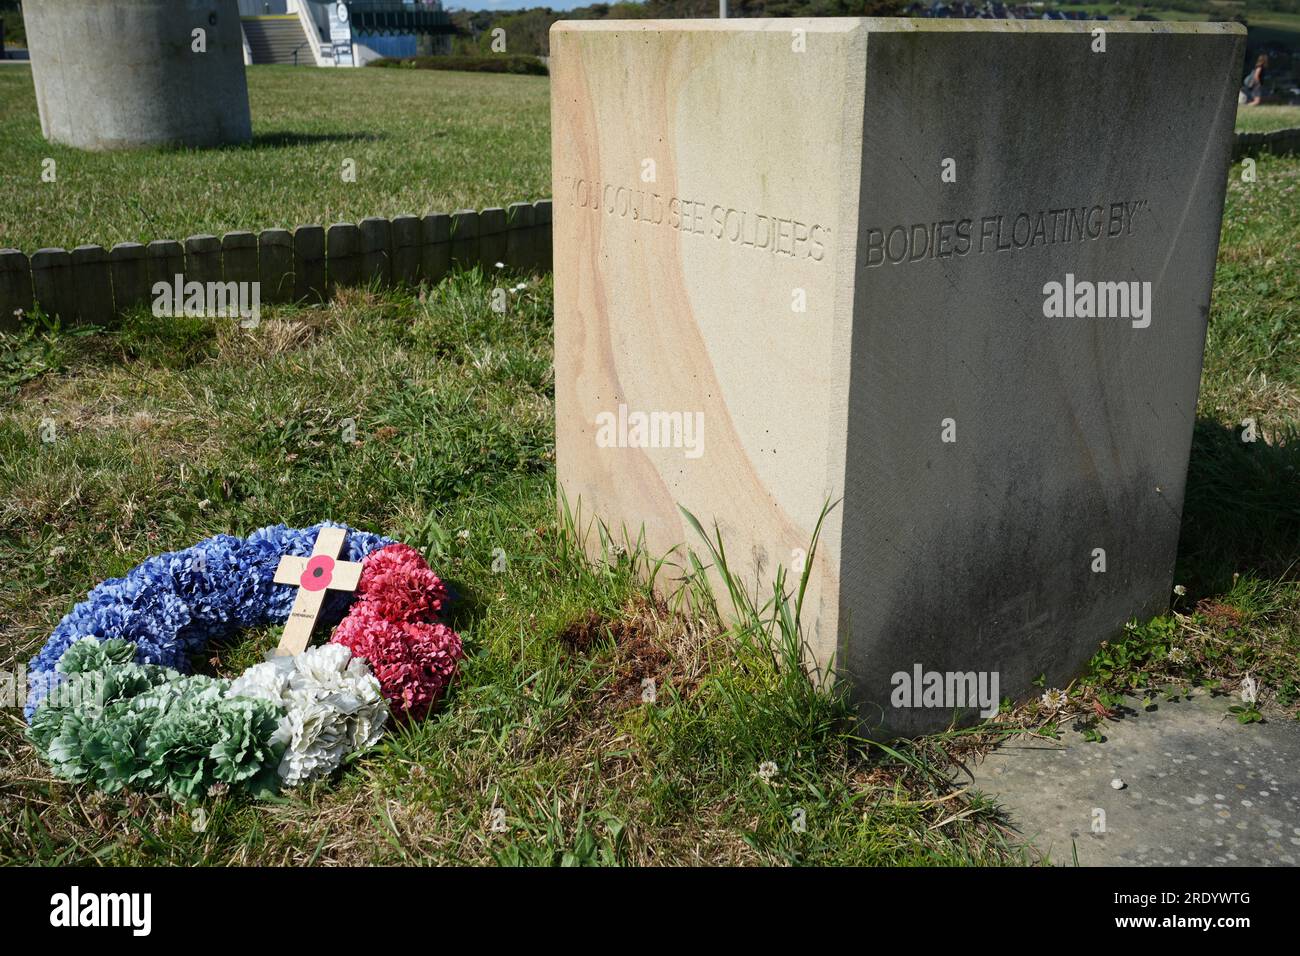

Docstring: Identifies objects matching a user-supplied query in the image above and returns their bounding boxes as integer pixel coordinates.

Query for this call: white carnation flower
[227,656,292,704]
[227,644,387,787]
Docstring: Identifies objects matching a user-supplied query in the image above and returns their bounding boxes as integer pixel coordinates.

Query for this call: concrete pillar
[24,0,252,151]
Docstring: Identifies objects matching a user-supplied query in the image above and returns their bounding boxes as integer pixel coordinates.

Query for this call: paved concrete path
[964,692,1300,866]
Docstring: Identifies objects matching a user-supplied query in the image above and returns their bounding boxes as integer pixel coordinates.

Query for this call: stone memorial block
[551,19,1244,736]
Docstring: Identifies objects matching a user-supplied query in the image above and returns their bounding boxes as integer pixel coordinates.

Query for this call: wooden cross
[273,526,364,657]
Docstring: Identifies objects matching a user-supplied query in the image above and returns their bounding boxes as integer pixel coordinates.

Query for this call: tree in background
[452,0,910,57]
[1,0,25,49]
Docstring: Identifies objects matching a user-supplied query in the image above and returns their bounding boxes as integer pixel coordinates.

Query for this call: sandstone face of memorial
[551,19,1244,736]
[25,0,252,151]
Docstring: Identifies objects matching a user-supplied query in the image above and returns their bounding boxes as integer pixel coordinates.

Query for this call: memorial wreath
[24,523,462,801]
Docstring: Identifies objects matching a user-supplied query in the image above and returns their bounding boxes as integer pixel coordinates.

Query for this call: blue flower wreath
[25,522,393,719]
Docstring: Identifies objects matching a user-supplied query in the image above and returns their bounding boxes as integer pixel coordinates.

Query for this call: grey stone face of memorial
[551,19,1245,738]
[24,0,252,151]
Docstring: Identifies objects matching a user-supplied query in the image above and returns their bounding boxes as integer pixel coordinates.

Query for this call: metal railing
[308,1,456,37]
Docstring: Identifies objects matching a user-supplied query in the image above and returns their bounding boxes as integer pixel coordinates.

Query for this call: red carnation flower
[353,543,449,623]
[332,611,462,720]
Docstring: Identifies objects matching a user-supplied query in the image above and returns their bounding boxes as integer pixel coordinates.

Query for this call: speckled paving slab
[964,693,1300,866]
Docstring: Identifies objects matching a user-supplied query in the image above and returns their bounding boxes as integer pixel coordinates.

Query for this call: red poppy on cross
[273,526,364,656]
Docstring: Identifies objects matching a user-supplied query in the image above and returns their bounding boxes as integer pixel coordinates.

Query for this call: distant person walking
[1240,54,1268,107]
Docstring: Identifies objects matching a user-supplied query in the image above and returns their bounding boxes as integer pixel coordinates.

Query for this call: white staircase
[242,16,315,65]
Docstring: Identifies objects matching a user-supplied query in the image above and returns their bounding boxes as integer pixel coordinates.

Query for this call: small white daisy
[1241,675,1259,705]
[1040,688,1068,711]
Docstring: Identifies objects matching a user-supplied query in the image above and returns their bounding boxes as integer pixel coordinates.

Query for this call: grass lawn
[1236,104,1300,132]
[2,63,1297,252]
[0,71,1296,866]
[1245,10,1300,55]
[0,65,550,253]
[1055,4,1300,66]
[0,270,1037,865]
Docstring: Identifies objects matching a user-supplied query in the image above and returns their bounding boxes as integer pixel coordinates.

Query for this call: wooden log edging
[0,200,553,331]
[1230,126,1300,163]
